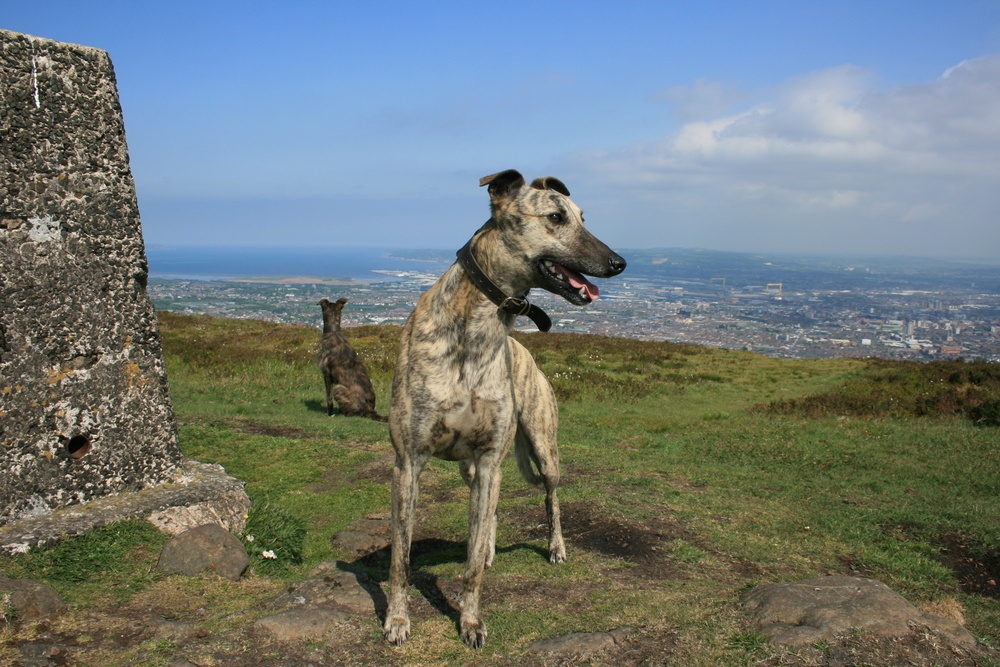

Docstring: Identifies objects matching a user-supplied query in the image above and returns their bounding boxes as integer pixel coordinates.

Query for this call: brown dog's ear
[479,170,525,200]
[530,176,570,197]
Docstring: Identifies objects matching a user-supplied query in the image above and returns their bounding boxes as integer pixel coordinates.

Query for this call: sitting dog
[317,297,381,420]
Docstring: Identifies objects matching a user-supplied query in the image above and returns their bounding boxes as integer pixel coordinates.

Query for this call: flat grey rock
[0,576,66,621]
[254,607,352,642]
[528,627,634,657]
[743,575,977,649]
[268,566,377,616]
[1,458,249,555]
[332,529,389,556]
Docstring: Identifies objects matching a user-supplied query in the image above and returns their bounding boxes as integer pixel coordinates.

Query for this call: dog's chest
[429,384,515,460]
[400,269,521,459]
[410,349,514,458]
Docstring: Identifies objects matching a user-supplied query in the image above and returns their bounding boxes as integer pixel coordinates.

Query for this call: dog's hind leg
[384,448,428,646]
[510,339,566,564]
[332,384,361,416]
[514,426,566,564]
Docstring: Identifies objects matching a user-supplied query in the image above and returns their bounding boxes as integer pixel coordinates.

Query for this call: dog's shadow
[342,538,551,630]
[303,399,329,414]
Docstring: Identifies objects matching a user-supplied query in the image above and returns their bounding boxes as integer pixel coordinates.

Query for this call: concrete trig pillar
[1,29,184,525]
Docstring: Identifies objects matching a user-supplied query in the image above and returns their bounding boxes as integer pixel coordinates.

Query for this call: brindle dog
[317,297,382,420]
[384,170,626,648]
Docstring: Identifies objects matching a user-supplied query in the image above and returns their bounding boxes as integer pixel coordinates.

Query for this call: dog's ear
[530,176,570,197]
[479,170,525,200]
[336,298,349,306]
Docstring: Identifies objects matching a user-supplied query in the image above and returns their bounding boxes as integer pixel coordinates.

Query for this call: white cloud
[651,78,747,122]
[572,56,1000,257]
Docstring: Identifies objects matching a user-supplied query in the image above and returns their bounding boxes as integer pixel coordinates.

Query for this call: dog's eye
[547,213,565,224]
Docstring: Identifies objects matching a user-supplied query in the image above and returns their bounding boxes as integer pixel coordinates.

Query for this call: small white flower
[262,550,277,559]
[246,535,255,542]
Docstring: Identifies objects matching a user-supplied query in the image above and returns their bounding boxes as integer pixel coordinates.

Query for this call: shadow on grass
[342,537,551,635]
[302,398,329,414]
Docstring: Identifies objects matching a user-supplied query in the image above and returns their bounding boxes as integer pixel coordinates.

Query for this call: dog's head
[319,297,349,326]
[480,169,626,306]
[319,297,349,310]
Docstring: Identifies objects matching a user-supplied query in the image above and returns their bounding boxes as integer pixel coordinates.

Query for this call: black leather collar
[456,239,552,332]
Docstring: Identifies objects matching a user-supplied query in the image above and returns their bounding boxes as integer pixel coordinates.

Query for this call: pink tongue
[555,263,600,300]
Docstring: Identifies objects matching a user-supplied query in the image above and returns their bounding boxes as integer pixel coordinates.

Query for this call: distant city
[147,248,1000,363]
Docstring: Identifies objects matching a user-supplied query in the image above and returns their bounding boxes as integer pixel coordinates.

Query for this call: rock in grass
[743,575,977,649]
[332,529,389,557]
[266,568,377,616]
[528,627,634,658]
[156,523,249,581]
[0,576,66,621]
[254,607,352,642]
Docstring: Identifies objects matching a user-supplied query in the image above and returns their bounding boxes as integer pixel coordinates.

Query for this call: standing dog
[317,297,382,420]
[384,169,626,648]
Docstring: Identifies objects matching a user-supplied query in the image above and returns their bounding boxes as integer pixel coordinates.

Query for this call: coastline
[224,276,372,286]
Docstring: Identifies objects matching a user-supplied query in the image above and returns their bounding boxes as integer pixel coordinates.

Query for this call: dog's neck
[321,313,341,334]
[457,231,552,332]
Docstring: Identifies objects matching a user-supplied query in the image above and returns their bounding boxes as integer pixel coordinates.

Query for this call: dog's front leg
[459,459,497,568]
[323,374,335,416]
[460,450,504,649]
[384,450,426,645]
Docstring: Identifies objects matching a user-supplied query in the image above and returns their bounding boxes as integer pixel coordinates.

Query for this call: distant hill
[621,248,1000,292]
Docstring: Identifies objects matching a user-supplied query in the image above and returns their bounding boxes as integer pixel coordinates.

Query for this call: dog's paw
[383,616,411,646]
[549,546,566,564]
[461,619,488,649]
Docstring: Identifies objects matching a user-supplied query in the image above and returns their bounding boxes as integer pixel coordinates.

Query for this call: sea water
[146,246,451,282]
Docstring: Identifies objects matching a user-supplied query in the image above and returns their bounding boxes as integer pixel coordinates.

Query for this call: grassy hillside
[3,312,998,666]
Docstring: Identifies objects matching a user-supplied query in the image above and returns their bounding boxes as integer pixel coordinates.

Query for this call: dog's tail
[513,431,544,488]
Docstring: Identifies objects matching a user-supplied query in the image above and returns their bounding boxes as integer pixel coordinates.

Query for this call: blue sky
[6,1,1000,258]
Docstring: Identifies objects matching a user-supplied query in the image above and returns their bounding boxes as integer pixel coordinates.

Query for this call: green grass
[1,520,168,605]
[2,311,998,666]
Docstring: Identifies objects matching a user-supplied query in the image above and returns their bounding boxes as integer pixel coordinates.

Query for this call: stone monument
[1,29,185,528]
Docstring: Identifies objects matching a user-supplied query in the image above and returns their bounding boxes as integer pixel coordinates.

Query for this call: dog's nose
[608,254,627,275]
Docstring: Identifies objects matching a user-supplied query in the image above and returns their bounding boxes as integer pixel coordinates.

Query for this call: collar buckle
[498,295,531,317]
[456,237,552,332]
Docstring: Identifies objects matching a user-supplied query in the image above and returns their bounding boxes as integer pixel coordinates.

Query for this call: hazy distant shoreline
[146,246,1000,293]
[146,247,451,284]
[226,276,372,286]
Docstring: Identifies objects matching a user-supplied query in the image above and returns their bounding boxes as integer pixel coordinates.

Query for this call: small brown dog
[317,297,381,420]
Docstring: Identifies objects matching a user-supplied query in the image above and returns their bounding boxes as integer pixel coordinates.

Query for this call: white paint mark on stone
[19,495,52,519]
[30,52,41,108]
[27,216,61,243]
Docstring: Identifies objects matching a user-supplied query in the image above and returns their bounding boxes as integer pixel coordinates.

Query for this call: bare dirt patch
[514,501,698,580]
[934,531,1000,599]
[355,453,395,485]
[228,417,311,440]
